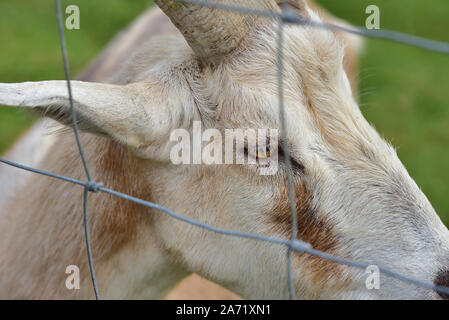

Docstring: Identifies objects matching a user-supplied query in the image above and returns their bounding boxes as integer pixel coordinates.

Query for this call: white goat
[0,0,448,299]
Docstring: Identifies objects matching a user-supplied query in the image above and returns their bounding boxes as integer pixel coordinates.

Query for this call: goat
[1,0,448,299]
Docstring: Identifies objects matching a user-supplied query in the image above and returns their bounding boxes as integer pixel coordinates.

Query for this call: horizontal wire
[0,157,86,187]
[179,0,449,55]
[1,156,449,297]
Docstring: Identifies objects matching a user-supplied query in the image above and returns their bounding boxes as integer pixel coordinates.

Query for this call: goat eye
[254,149,271,159]
[244,147,271,161]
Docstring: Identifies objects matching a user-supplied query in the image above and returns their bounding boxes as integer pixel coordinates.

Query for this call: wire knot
[289,240,312,253]
[85,181,104,193]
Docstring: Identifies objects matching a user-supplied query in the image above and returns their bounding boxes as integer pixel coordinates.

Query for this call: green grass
[0,0,151,150]
[1,1,448,225]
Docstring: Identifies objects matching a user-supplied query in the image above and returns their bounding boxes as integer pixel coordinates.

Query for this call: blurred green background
[0,0,448,225]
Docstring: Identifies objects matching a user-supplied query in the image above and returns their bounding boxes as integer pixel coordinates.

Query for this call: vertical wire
[83,188,100,300]
[277,0,299,300]
[55,0,100,300]
[55,0,91,181]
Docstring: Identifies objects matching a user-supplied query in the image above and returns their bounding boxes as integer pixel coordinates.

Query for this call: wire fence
[1,0,449,300]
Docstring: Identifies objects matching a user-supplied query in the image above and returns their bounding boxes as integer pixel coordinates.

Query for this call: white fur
[0,1,448,300]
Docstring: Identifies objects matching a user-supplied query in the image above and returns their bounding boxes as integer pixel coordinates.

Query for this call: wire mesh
[1,0,449,300]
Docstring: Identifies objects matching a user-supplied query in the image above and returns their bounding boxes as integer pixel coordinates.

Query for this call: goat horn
[154,0,279,60]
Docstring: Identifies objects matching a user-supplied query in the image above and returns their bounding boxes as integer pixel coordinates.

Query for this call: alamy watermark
[65,265,80,290]
[365,265,380,290]
[65,5,80,30]
[170,121,279,175]
[366,5,380,30]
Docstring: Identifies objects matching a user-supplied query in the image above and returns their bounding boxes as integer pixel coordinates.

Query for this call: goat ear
[0,80,184,152]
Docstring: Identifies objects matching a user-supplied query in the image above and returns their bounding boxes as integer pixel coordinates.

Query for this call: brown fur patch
[90,137,149,260]
[0,132,151,298]
[270,176,350,295]
[434,269,449,300]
